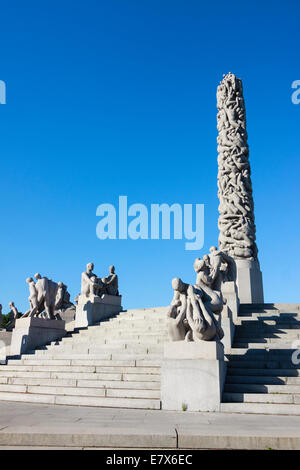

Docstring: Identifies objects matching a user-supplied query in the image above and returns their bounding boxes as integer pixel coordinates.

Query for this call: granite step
[26,352,162,362]
[227,368,300,377]
[7,377,161,389]
[20,355,162,365]
[238,313,300,319]
[25,385,160,399]
[228,348,297,355]
[232,343,297,349]
[233,335,300,343]
[228,360,300,369]
[222,393,297,404]
[79,328,167,336]
[45,345,164,354]
[226,376,290,385]
[224,383,300,394]
[0,391,161,409]
[237,329,300,337]
[239,303,300,312]
[0,370,161,381]
[53,337,167,345]
[236,320,300,327]
[1,365,161,375]
[220,402,300,415]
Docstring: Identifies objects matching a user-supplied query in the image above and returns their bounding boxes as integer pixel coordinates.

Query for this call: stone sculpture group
[20,273,75,320]
[167,246,235,342]
[0,263,120,330]
[81,263,119,298]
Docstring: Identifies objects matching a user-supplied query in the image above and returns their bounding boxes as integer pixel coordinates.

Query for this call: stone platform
[10,318,66,357]
[0,402,300,449]
[75,294,122,328]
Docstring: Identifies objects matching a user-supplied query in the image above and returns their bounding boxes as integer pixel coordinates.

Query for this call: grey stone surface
[162,341,226,412]
[161,358,226,412]
[164,340,224,360]
[0,401,300,449]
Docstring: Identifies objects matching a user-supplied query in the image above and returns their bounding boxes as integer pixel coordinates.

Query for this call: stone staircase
[0,307,168,409]
[1,302,300,414]
[221,303,300,415]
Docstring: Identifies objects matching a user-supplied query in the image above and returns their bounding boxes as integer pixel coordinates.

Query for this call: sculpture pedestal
[235,259,264,304]
[10,318,66,357]
[161,341,226,412]
[75,294,122,328]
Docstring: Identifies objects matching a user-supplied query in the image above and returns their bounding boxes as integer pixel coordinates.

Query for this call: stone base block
[235,259,264,304]
[10,318,66,357]
[164,340,224,360]
[75,294,122,328]
[161,341,226,412]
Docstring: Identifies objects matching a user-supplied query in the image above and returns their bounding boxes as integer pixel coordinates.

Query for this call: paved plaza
[0,402,300,449]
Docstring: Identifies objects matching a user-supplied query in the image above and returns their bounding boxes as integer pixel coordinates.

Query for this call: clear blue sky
[0,0,299,314]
